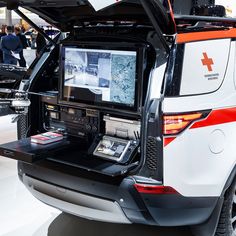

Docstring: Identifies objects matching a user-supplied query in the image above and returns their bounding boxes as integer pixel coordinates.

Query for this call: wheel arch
[191,164,236,236]
[221,163,236,197]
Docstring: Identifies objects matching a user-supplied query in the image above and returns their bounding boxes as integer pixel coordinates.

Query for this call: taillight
[163,113,203,135]
[134,184,179,195]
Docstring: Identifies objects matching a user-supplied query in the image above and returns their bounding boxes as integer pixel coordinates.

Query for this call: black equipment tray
[48,152,138,177]
[0,137,138,177]
[0,137,70,163]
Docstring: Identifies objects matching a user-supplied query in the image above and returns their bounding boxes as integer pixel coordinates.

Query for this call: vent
[146,136,158,171]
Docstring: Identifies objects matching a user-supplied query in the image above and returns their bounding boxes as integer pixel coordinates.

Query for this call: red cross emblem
[201,52,214,72]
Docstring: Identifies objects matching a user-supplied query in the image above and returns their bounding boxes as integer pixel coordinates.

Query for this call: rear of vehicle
[13,0,175,226]
[162,26,236,235]
[0,1,236,236]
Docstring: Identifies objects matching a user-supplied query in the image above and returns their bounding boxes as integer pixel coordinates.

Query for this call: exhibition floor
[0,157,60,236]
[0,116,193,236]
[0,116,60,236]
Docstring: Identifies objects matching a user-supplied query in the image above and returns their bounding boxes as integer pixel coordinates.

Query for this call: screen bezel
[59,41,146,113]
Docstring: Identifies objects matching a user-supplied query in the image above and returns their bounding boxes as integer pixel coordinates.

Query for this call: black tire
[215,178,236,236]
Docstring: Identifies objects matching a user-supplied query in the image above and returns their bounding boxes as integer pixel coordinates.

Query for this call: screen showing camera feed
[63,47,137,106]
[96,138,127,159]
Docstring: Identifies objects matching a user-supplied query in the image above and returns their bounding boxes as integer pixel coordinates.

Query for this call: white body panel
[163,39,236,197]
[150,64,167,100]
[180,39,230,95]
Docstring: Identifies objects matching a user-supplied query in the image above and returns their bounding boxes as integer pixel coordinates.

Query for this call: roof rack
[174,14,236,27]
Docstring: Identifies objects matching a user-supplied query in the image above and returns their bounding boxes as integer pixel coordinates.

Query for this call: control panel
[93,135,139,164]
[40,93,140,164]
[61,107,100,137]
[43,102,100,137]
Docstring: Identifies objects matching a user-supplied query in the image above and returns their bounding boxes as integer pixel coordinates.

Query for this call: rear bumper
[23,174,131,224]
[137,192,219,226]
[18,161,219,227]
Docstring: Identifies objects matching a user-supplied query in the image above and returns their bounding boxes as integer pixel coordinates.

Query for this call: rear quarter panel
[163,39,236,197]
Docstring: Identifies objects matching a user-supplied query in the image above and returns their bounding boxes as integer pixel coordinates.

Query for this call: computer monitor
[59,42,144,112]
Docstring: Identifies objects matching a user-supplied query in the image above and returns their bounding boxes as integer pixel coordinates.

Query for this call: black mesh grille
[17,115,28,139]
[146,136,158,171]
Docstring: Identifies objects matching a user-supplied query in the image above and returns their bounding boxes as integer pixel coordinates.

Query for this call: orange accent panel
[177,28,236,44]
[164,137,176,147]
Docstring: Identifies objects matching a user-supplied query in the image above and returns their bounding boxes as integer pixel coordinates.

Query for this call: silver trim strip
[23,175,131,224]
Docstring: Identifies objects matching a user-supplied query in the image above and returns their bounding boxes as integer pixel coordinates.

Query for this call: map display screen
[61,46,138,108]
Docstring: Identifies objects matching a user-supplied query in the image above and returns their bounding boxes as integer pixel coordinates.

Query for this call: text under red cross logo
[201,52,214,72]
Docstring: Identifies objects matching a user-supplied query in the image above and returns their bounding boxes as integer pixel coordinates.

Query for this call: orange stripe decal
[177,28,236,44]
[164,137,176,147]
[164,107,236,147]
[191,107,236,129]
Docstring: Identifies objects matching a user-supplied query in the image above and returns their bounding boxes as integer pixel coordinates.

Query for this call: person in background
[36,28,46,58]
[0,25,23,65]
[0,25,7,36]
[20,25,26,33]
[14,25,28,67]
[0,25,7,63]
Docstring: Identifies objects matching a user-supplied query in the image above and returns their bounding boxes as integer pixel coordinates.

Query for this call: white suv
[0,1,236,236]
